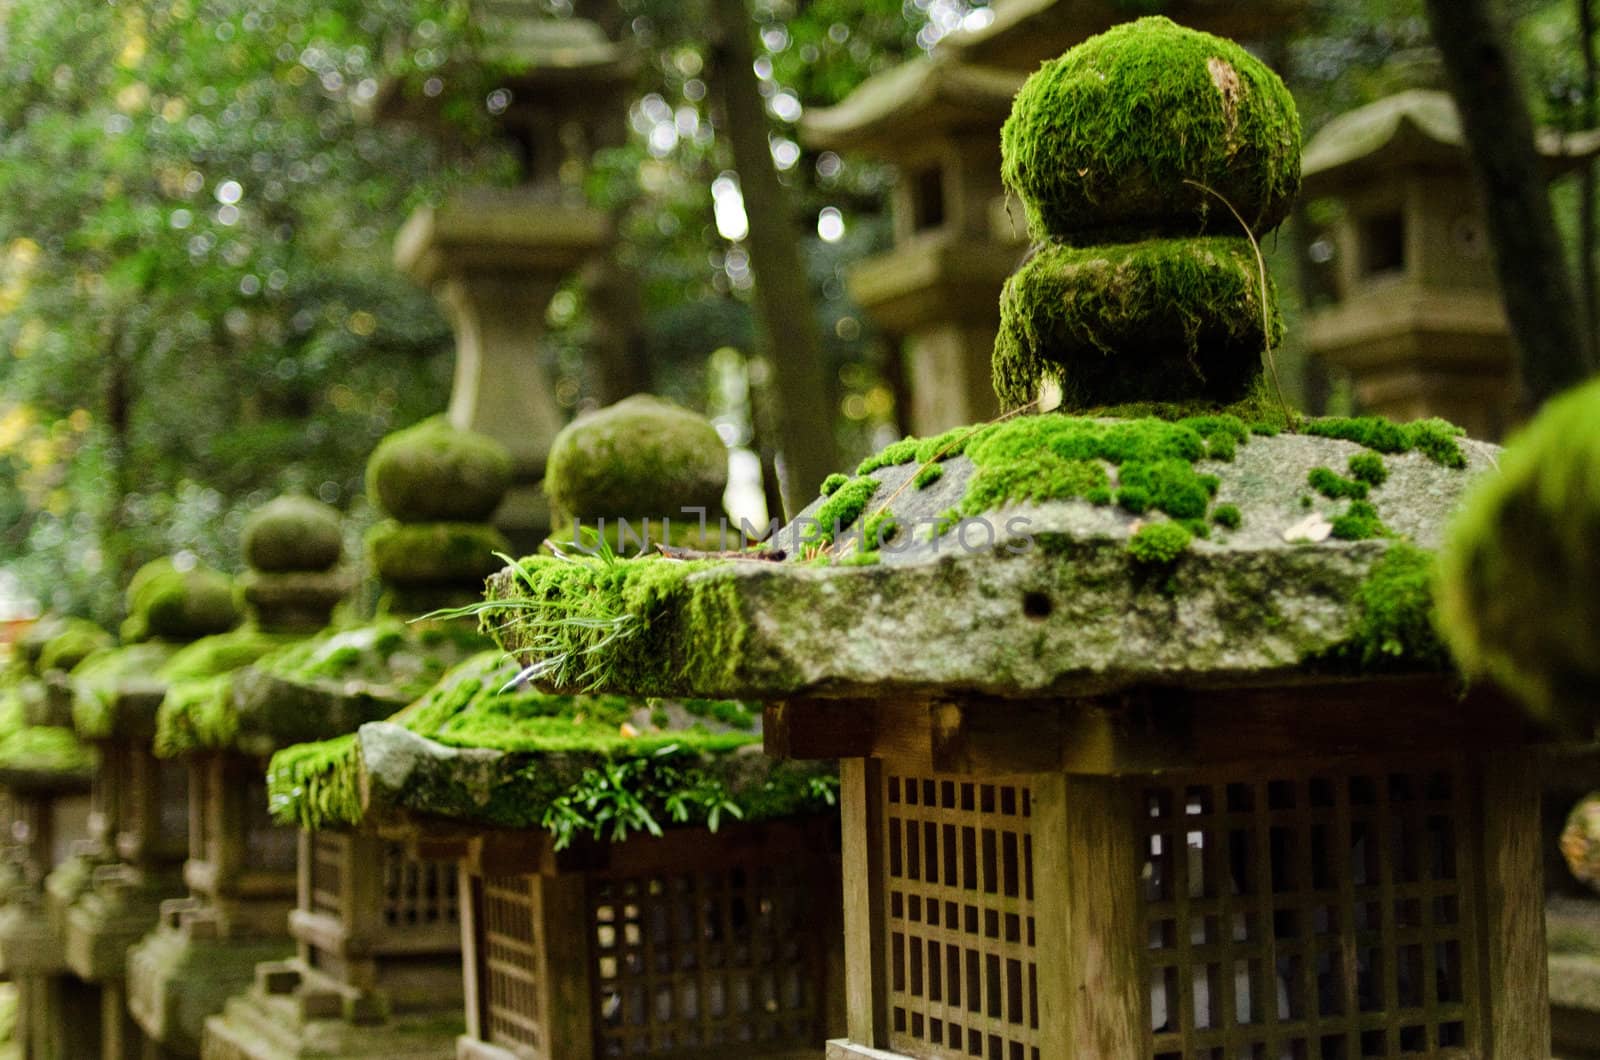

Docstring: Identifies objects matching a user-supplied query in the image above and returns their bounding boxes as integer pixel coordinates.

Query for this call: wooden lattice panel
[383,841,459,926]
[590,861,816,1055]
[479,875,544,1054]
[883,773,1040,1060]
[309,831,345,919]
[1142,763,1480,1059]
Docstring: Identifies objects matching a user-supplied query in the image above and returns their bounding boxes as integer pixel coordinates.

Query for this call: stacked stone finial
[239,495,350,633]
[993,16,1302,411]
[118,557,242,645]
[543,395,729,553]
[364,415,514,613]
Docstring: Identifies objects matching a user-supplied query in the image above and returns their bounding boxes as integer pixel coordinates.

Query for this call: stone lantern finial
[994,16,1301,412]
[238,495,351,634]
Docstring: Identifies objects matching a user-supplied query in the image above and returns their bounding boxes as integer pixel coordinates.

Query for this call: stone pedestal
[396,192,609,550]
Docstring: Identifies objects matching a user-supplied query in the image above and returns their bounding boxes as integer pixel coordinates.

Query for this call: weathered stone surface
[126,923,291,1056]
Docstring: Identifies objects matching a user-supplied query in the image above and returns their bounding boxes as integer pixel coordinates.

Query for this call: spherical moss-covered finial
[242,495,344,573]
[1000,16,1302,242]
[37,619,113,674]
[545,395,728,522]
[121,557,242,643]
[366,416,513,524]
[1436,379,1600,733]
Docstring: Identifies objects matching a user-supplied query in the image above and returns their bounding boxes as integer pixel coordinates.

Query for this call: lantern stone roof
[481,411,1494,703]
[0,683,91,793]
[1303,89,1600,191]
[264,650,834,838]
[800,54,1023,154]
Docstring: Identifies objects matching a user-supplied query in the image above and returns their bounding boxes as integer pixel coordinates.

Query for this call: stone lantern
[0,624,98,1060]
[56,559,244,1059]
[260,397,842,1060]
[125,496,354,1057]
[1301,90,1600,441]
[202,422,511,1060]
[381,4,635,551]
[479,20,1572,1058]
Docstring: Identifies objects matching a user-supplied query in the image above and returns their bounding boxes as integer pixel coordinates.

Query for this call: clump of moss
[812,476,880,545]
[819,473,850,497]
[121,558,241,644]
[242,495,343,573]
[1347,453,1388,487]
[545,395,727,522]
[1308,467,1369,501]
[366,416,512,524]
[1211,504,1242,529]
[861,511,899,551]
[1436,379,1600,730]
[1330,500,1388,542]
[993,238,1282,411]
[159,628,296,685]
[70,641,180,740]
[1127,522,1192,564]
[913,464,945,490]
[1300,416,1467,469]
[367,521,510,587]
[0,724,93,776]
[37,620,112,674]
[1332,543,1446,671]
[1000,16,1301,241]
[857,439,919,475]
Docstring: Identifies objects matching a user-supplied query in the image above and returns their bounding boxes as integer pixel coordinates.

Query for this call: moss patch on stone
[994,238,1282,412]
[1301,416,1466,469]
[366,521,510,587]
[546,517,734,559]
[1211,504,1242,529]
[1308,467,1369,501]
[241,495,343,573]
[70,641,179,740]
[1436,379,1600,730]
[366,416,512,524]
[152,628,301,757]
[545,395,727,522]
[121,559,242,644]
[1127,522,1192,564]
[820,473,850,497]
[37,620,113,675]
[812,476,880,545]
[999,16,1301,241]
[914,464,944,490]
[0,723,93,777]
[1347,453,1388,487]
[1330,500,1388,542]
[1322,543,1446,671]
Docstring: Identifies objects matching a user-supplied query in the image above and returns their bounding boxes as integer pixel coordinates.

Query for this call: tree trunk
[1423,0,1593,406]
[1579,0,1598,360]
[709,0,839,517]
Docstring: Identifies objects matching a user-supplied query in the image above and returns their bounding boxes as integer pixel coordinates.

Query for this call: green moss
[994,238,1282,411]
[366,521,510,587]
[547,516,736,559]
[861,512,899,551]
[1086,487,1113,506]
[1308,467,1369,501]
[545,395,726,522]
[1329,543,1446,671]
[1211,504,1242,529]
[813,475,880,545]
[913,464,945,490]
[366,416,512,524]
[1330,500,1388,542]
[1301,416,1467,469]
[1347,453,1388,487]
[1436,379,1600,729]
[241,495,343,573]
[70,641,179,740]
[151,628,303,757]
[0,724,93,775]
[820,473,850,497]
[999,16,1301,241]
[914,425,985,464]
[121,558,242,644]
[857,439,919,475]
[1127,522,1192,564]
[267,734,361,828]
[159,627,297,685]
[37,620,112,674]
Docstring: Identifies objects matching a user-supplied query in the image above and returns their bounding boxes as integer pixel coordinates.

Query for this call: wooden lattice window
[590,861,816,1055]
[883,772,1039,1060]
[479,875,544,1054]
[1142,763,1480,1059]
[383,841,459,926]
[309,832,345,920]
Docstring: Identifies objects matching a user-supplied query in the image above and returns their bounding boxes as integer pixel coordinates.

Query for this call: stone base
[64,868,183,982]
[824,1040,909,1059]
[126,923,291,1058]
[202,962,462,1060]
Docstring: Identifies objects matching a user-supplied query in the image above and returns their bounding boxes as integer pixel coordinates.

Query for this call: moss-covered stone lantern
[382,5,635,551]
[259,397,841,1059]
[475,20,1568,1058]
[1301,91,1600,441]
[123,496,354,1057]
[201,423,508,1060]
[0,622,98,1060]
[54,558,243,1059]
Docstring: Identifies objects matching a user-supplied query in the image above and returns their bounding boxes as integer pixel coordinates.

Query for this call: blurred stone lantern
[1301,90,1600,441]
[378,3,635,551]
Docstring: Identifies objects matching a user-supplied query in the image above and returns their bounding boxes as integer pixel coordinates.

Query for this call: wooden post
[840,758,888,1048]
[1476,750,1550,1057]
[457,866,482,1042]
[537,872,594,1058]
[1031,772,1147,1058]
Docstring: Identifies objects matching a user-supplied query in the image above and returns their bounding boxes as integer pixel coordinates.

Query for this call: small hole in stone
[1022,592,1052,620]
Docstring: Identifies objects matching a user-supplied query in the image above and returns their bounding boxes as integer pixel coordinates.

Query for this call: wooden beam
[928,699,1063,774]
[1476,750,1551,1057]
[839,758,888,1048]
[765,699,876,760]
[538,873,594,1058]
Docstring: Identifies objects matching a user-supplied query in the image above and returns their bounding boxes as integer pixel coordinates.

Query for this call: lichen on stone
[544,395,727,522]
[999,16,1301,242]
[366,415,512,524]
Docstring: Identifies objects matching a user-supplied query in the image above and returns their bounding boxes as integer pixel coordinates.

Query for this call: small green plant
[1347,453,1388,487]
[1308,467,1369,501]
[1211,504,1242,530]
[820,473,850,497]
[1127,522,1192,564]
